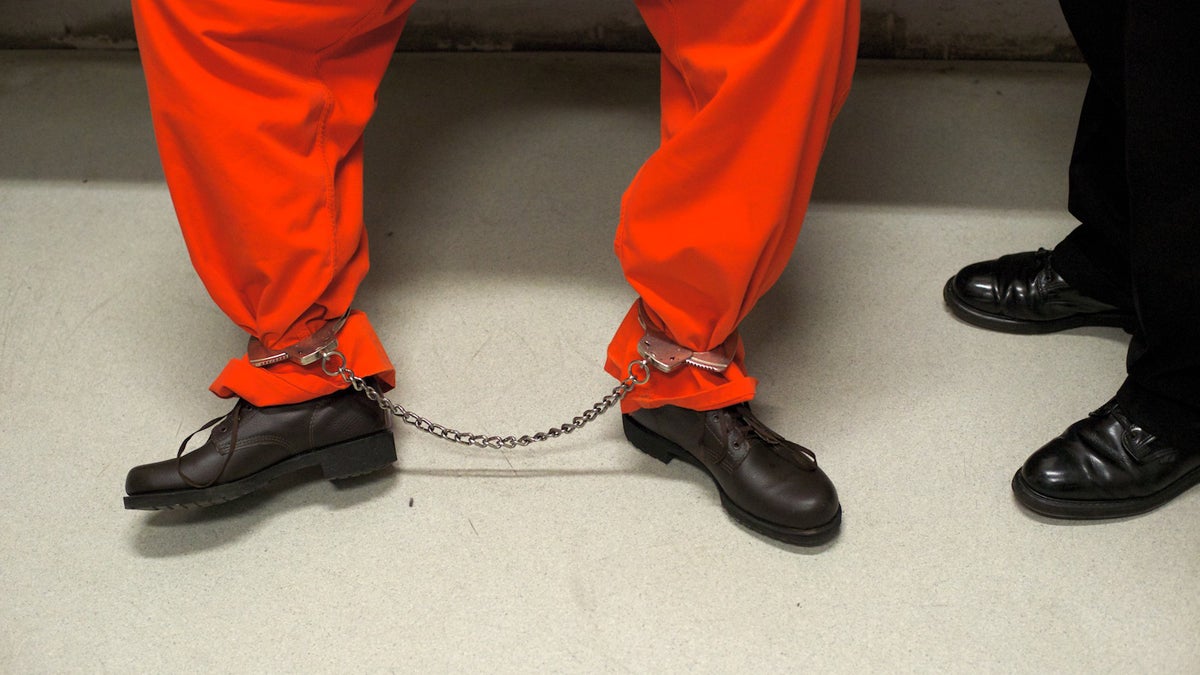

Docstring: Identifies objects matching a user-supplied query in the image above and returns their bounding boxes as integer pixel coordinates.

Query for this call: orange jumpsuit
[131,0,859,413]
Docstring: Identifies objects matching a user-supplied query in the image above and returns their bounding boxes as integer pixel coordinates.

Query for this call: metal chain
[320,349,652,450]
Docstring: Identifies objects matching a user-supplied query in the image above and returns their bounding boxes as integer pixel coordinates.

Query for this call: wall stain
[398,14,656,52]
[3,9,1082,61]
[20,12,139,49]
[859,11,1081,61]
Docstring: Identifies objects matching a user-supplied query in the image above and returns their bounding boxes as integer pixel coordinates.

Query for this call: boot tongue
[732,404,782,444]
[729,404,817,470]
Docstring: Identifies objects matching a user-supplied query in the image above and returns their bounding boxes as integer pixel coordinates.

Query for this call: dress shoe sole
[123,430,397,510]
[623,415,841,546]
[942,278,1134,335]
[1011,466,1200,519]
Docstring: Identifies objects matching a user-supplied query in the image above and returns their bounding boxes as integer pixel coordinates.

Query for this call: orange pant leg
[132,0,416,405]
[607,0,860,412]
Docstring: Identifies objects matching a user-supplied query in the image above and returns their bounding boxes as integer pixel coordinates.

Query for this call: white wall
[1,0,1076,60]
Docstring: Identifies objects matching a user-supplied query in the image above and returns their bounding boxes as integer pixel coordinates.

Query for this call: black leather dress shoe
[1012,401,1200,519]
[624,403,841,546]
[944,249,1134,334]
[125,384,395,510]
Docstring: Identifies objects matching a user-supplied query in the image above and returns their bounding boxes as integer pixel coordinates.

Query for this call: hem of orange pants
[208,310,396,407]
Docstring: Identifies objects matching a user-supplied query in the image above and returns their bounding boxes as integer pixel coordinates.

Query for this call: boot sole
[1011,465,1200,519]
[942,278,1134,335]
[123,430,397,511]
[623,415,841,546]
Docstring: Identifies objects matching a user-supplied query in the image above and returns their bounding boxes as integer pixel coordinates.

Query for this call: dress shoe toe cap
[950,261,1000,307]
[1018,444,1090,499]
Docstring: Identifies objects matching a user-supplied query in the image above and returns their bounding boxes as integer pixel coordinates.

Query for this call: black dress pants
[1050,0,1200,447]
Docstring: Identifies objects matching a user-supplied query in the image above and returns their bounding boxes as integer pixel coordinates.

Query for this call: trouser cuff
[1115,378,1200,450]
[1052,225,1134,309]
[210,310,396,406]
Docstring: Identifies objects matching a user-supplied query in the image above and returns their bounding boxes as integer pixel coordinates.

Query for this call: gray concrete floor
[1,51,1197,672]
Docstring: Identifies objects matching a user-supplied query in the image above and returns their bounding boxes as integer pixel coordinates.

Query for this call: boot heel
[622,415,679,465]
[319,431,397,480]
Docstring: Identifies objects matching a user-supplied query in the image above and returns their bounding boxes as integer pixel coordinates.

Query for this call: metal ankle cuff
[635,300,735,374]
[247,311,350,368]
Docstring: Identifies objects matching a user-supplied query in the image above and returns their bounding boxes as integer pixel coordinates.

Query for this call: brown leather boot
[624,403,841,546]
[124,384,395,510]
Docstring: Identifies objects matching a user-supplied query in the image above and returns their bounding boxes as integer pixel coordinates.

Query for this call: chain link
[320,350,651,450]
